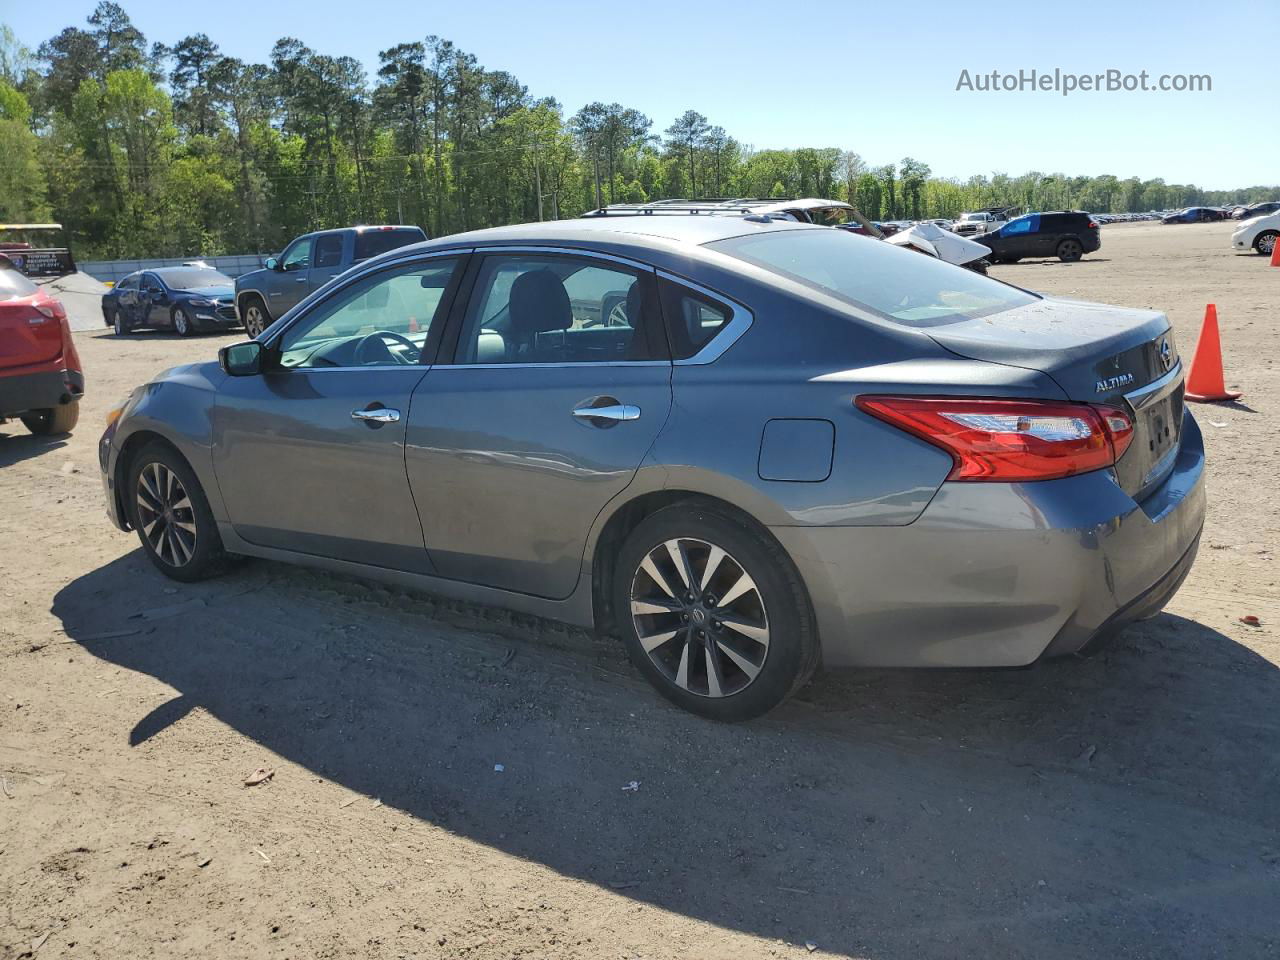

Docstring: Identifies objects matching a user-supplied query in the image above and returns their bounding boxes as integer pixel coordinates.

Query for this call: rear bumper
[772,410,1206,668]
[0,367,83,418]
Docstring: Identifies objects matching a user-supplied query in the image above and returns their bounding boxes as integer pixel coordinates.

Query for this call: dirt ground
[1,221,1277,960]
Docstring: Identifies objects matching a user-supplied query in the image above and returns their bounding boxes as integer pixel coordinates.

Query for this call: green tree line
[0,5,1274,260]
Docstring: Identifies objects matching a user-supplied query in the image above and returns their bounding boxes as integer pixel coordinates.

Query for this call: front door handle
[351,406,401,424]
[572,402,640,423]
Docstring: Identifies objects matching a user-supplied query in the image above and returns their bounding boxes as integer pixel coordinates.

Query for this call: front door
[407,252,672,599]
[212,255,462,571]
[270,235,314,315]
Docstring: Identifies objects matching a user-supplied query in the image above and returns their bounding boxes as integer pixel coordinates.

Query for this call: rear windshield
[354,228,425,261]
[158,268,232,290]
[709,228,1037,327]
[0,264,38,300]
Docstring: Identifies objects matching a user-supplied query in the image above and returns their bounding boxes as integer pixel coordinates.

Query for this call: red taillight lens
[856,396,1134,482]
[35,300,67,321]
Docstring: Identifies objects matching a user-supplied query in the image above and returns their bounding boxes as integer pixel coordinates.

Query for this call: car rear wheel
[1057,238,1083,262]
[21,402,79,436]
[126,442,230,582]
[241,296,270,338]
[172,306,193,336]
[113,310,129,336]
[613,502,819,721]
[1254,231,1278,256]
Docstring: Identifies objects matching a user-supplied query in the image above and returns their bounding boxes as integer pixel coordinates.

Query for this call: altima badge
[1096,372,1135,392]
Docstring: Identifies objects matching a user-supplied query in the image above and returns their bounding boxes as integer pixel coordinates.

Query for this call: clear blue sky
[5,0,1277,189]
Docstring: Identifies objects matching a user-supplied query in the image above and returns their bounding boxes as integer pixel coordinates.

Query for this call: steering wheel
[353,330,420,365]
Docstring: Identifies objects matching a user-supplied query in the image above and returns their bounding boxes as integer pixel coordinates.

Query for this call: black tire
[998,256,1021,264]
[102,305,113,327]
[21,402,79,436]
[172,306,193,336]
[1253,231,1278,256]
[125,441,231,582]
[113,309,130,336]
[613,501,819,721]
[1057,238,1083,262]
[241,295,270,338]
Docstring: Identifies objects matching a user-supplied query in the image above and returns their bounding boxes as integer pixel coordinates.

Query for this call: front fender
[112,362,227,523]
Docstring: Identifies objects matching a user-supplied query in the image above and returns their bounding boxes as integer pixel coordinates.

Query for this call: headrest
[509,269,571,339]
[624,282,643,326]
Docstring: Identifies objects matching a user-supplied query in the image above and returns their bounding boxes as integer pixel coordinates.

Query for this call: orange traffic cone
[1271,237,1280,267]
[1184,304,1242,403]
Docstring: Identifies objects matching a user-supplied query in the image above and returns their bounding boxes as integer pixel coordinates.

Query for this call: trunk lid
[0,295,64,370]
[928,296,1184,500]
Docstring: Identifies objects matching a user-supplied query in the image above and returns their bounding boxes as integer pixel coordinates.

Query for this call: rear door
[406,251,672,599]
[308,233,346,294]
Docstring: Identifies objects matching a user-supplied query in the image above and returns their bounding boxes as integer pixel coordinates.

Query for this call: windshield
[158,268,232,290]
[709,228,1037,327]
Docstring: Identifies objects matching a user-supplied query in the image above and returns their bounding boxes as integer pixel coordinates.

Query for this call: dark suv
[977,211,1101,263]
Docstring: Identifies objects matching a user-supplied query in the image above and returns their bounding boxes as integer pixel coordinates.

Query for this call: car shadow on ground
[52,554,1280,959]
[0,429,69,466]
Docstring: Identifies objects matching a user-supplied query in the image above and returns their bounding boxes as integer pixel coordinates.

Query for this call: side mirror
[265,257,280,271]
[219,340,265,377]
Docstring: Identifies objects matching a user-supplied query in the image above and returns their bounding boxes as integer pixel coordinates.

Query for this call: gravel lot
[2,220,1277,960]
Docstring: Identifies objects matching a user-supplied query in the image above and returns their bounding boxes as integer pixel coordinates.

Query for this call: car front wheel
[1254,231,1278,256]
[613,502,819,721]
[172,306,193,336]
[126,442,231,582]
[241,296,270,338]
[1057,238,1083,262]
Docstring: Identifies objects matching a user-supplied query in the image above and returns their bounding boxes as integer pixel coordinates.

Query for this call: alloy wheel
[1059,239,1082,261]
[1257,232,1277,256]
[173,308,190,335]
[135,462,197,567]
[114,311,126,335]
[629,537,770,698]
[244,304,265,337]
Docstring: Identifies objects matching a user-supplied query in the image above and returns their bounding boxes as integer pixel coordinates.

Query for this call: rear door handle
[572,402,640,423]
[351,406,401,424]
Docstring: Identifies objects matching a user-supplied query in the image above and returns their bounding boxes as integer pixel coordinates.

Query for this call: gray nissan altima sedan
[98,213,1205,720]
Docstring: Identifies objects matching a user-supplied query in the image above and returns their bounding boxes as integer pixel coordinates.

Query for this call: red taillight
[35,300,67,321]
[856,396,1133,482]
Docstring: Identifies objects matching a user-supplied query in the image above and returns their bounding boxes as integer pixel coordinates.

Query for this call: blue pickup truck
[235,225,427,337]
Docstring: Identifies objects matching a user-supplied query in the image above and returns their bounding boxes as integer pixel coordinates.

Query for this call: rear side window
[660,280,732,359]
[710,228,1037,328]
[314,234,344,268]
[0,264,37,300]
[354,228,426,262]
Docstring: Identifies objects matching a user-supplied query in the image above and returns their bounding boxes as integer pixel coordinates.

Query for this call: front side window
[1002,214,1040,235]
[281,237,313,272]
[710,228,1038,328]
[455,255,666,364]
[278,258,459,369]
[116,274,137,290]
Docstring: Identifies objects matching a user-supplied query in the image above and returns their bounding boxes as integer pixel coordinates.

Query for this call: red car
[0,260,83,435]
